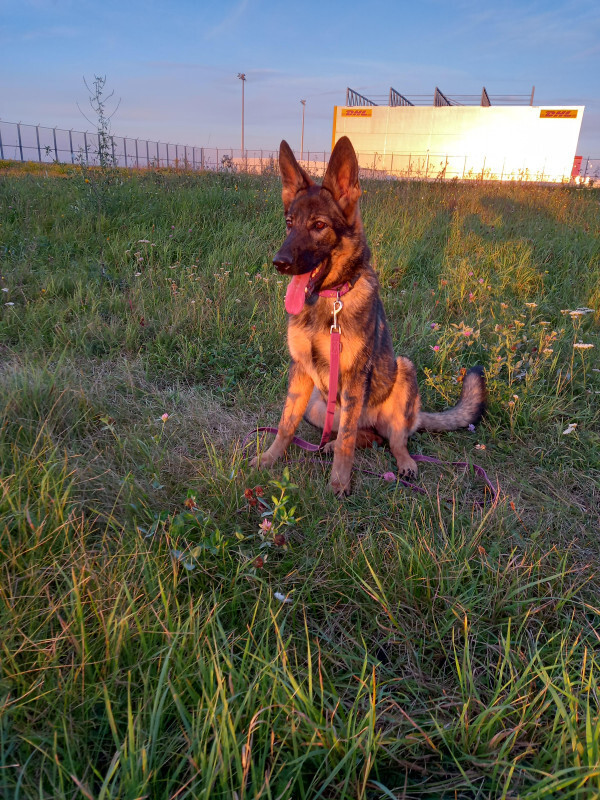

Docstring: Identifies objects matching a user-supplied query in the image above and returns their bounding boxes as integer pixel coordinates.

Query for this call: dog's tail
[417,366,486,432]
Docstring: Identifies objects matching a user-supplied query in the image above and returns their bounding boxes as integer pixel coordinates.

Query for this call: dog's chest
[288,324,330,388]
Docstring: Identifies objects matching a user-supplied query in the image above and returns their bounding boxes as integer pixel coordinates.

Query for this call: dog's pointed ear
[279,140,314,212]
[322,136,361,222]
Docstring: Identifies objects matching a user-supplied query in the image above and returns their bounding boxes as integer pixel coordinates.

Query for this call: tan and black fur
[251,136,486,496]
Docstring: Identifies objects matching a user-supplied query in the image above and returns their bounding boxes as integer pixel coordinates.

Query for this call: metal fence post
[84,132,88,164]
[156,141,160,168]
[201,147,204,170]
[192,147,196,170]
[408,154,411,177]
[53,127,58,162]
[69,129,74,163]
[462,155,466,179]
[175,143,179,168]
[425,151,429,178]
[166,144,170,168]
[17,124,24,161]
[36,125,42,162]
[217,149,219,170]
[584,158,589,178]
[146,139,150,168]
[0,127,4,160]
[123,138,128,168]
[111,136,116,165]
[135,138,139,168]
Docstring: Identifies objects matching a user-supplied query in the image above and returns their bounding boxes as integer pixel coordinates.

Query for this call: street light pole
[300,99,306,160]
[237,73,246,153]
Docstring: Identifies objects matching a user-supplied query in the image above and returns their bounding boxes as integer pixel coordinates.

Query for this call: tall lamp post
[237,72,246,153]
[300,99,306,161]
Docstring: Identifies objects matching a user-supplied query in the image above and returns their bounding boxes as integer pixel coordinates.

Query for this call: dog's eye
[314,221,327,231]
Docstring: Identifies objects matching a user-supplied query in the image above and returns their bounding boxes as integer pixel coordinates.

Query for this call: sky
[1,0,599,156]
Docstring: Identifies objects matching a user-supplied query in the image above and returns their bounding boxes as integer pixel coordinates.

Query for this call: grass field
[1,160,599,799]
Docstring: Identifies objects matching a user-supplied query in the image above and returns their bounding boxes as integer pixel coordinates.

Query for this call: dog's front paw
[396,456,418,482]
[397,468,416,482]
[250,448,279,470]
[330,472,352,498]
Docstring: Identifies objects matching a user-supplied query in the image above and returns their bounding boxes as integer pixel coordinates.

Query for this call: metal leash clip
[330,296,343,334]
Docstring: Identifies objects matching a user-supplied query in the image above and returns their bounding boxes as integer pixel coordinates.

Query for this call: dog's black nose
[273,257,292,272]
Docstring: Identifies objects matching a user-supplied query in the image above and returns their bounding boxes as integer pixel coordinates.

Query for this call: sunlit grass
[0,163,599,797]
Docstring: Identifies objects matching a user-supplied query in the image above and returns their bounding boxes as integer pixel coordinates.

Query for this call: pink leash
[242,426,498,506]
[320,295,343,447]
[244,284,498,505]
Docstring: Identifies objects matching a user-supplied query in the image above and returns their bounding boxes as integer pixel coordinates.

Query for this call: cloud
[204,0,250,40]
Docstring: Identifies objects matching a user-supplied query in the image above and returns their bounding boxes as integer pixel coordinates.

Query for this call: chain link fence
[1,120,598,183]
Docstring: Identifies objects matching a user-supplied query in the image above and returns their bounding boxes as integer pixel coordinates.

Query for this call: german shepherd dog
[251,136,486,496]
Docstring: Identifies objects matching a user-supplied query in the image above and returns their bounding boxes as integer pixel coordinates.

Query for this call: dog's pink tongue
[285,272,311,315]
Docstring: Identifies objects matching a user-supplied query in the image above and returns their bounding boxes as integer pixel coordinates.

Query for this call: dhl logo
[342,108,373,117]
[540,109,578,119]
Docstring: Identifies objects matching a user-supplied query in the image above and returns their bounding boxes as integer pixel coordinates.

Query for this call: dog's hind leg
[375,357,420,479]
[304,388,383,449]
[304,387,338,430]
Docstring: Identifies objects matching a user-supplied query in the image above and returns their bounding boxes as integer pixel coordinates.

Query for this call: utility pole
[237,73,246,152]
[300,99,306,160]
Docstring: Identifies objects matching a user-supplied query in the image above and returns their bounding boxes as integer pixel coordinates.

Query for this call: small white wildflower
[562,422,577,435]
[5,302,14,306]
[1,288,8,292]
[274,592,292,604]
[138,239,150,243]
[134,272,142,277]
[573,342,594,350]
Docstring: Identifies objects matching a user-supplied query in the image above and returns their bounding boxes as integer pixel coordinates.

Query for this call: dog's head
[273,137,365,313]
